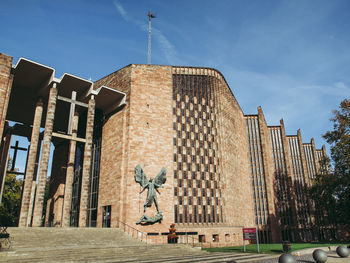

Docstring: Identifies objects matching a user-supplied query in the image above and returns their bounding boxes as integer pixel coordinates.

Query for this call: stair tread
[0,227,273,263]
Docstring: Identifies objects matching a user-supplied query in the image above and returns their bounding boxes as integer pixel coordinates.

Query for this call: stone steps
[0,227,277,262]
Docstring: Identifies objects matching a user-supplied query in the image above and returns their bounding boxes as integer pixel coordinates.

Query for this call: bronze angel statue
[135,165,167,213]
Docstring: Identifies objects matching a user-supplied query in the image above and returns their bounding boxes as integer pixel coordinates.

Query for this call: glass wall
[269,127,294,241]
[70,109,103,227]
[172,73,223,225]
[245,115,270,243]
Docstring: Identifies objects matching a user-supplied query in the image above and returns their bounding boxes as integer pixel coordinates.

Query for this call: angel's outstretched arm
[154,182,163,188]
[139,182,149,194]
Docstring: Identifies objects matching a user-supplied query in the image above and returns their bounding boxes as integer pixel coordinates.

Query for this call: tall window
[86,110,103,227]
[269,127,293,241]
[245,115,270,243]
[70,144,83,227]
[172,72,222,225]
[70,109,103,227]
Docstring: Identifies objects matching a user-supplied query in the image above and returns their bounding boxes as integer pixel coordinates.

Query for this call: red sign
[243,228,257,240]
[243,228,256,233]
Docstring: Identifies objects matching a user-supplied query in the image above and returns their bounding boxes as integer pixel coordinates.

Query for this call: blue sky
[1,0,350,171]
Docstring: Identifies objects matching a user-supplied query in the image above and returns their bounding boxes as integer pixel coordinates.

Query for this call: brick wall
[95,66,131,228]
[96,65,175,233]
[95,65,255,245]
[214,73,255,229]
[126,65,174,233]
[0,53,13,139]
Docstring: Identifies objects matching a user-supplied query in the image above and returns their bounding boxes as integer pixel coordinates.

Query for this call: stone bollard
[313,249,328,263]
[278,253,296,263]
[282,241,291,253]
[336,246,350,258]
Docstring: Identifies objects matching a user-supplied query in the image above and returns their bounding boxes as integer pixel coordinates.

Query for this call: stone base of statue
[168,237,178,244]
[167,223,178,244]
[136,211,163,225]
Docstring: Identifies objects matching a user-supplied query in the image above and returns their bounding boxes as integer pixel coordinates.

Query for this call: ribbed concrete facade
[244,113,333,242]
[0,52,333,246]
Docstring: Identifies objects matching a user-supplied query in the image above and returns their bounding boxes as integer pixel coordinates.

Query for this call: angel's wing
[154,167,167,186]
[135,165,148,188]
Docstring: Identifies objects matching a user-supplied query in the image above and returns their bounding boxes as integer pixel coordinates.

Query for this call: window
[212,234,219,242]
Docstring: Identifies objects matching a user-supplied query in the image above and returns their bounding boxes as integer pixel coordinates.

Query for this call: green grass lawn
[203,243,349,254]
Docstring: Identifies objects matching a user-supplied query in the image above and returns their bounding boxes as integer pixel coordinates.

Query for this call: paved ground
[258,251,350,263]
[234,252,350,263]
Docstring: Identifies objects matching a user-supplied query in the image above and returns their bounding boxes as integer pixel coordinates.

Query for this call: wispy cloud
[112,0,179,65]
[113,0,130,22]
[221,65,346,147]
[152,28,179,65]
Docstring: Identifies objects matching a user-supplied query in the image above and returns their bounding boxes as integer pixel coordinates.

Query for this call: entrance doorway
[102,205,111,228]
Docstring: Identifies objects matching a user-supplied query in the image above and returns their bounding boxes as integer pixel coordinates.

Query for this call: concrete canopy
[6,58,126,137]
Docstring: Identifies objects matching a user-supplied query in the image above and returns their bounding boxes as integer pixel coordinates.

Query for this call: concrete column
[297,129,315,234]
[0,130,11,205]
[321,145,329,173]
[32,84,58,227]
[78,96,95,227]
[26,139,42,226]
[0,54,13,141]
[61,112,79,227]
[297,130,310,185]
[18,98,43,227]
[257,107,281,242]
[311,138,320,175]
[280,119,298,240]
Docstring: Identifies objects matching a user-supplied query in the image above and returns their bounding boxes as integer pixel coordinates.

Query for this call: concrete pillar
[45,198,52,226]
[78,96,95,227]
[311,138,320,175]
[257,106,281,242]
[18,98,43,227]
[61,112,79,227]
[26,181,36,226]
[0,129,11,205]
[280,119,298,240]
[297,129,310,185]
[32,84,58,227]
[26,139,42,226]
[321,145,329,173]
[0,53,13,141]
[297,129,315,234]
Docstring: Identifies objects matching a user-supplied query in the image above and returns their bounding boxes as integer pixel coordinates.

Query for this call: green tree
[311,99,350,228]
[0,173,22,226]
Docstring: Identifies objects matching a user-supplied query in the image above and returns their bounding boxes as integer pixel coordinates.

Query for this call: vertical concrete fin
[78,96,95,227]
[61,113,79,227]
[32,83,58,227]
[257,105,281,242]
[18,99,44,227]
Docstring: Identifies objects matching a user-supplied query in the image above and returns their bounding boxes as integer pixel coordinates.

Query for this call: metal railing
[117,220,148,244]
[0,227,12,250]
[115,221,202,247]
[179,234,201,247]
[160,233,201,247]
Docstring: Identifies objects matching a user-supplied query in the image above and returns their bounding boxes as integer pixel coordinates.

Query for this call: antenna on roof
[147,11,156,65]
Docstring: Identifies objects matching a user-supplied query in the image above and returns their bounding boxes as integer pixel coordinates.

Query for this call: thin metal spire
[147,11,156,64]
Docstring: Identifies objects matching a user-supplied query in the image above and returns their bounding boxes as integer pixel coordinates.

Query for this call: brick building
[0,52,331,245]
